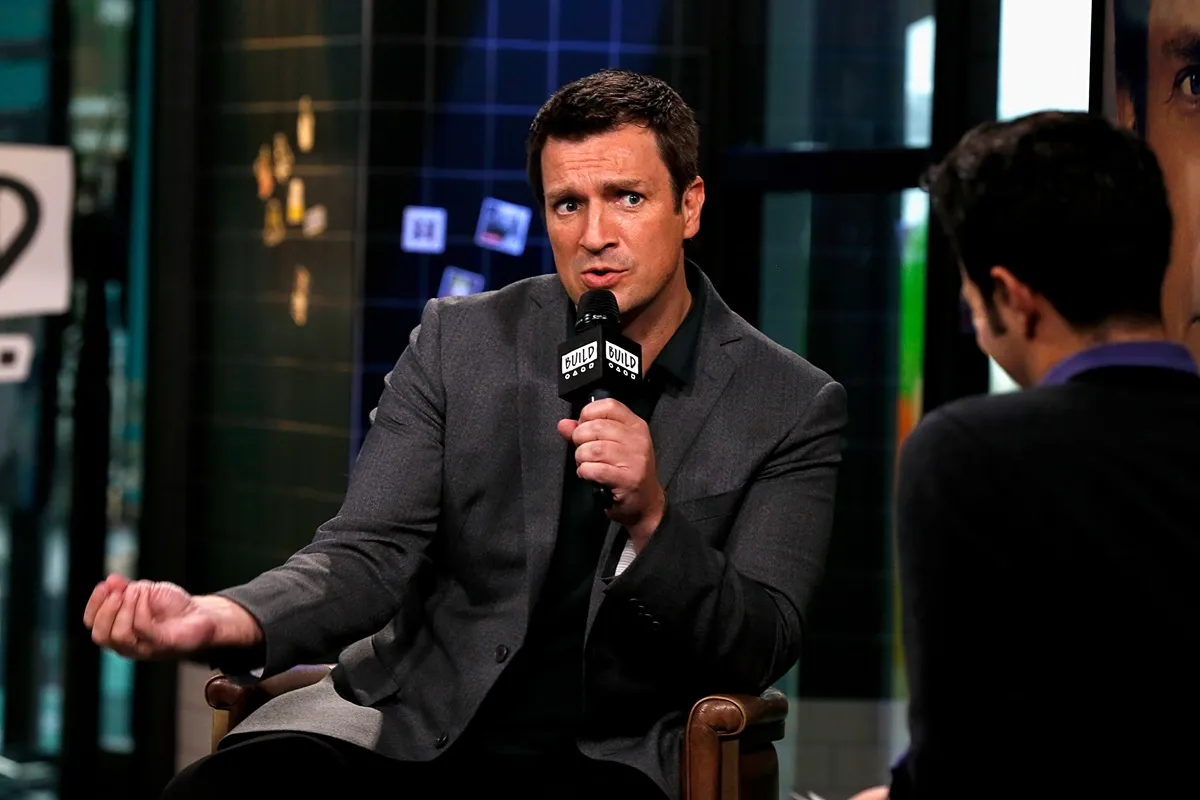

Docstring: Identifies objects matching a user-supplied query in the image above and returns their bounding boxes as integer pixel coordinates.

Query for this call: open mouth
[581,268,626,288]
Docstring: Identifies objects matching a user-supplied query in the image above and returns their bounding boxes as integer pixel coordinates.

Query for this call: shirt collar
[566,261,706,388]
[648,262,705,386]
[1040,341,1199,386]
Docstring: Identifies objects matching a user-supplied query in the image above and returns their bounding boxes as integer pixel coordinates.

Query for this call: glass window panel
[997,0,1092,121]
[760,0,935,149]
[758,189,926,799]
[73,0,140,754]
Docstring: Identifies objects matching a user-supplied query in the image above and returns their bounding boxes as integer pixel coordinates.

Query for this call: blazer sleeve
[214,298,448,677]
[602,378,847,693]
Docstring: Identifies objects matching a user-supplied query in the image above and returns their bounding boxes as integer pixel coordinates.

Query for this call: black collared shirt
[466,265,706,755]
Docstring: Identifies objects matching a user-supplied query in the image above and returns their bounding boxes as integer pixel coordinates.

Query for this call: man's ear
[990,266,1040,338]
[682,176,705,240]
[989,267,1035,311]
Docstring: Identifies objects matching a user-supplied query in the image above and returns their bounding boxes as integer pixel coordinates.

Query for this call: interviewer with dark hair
[855,110,1200,799]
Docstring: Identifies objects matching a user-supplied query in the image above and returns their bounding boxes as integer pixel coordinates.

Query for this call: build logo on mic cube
[557,325,643,402]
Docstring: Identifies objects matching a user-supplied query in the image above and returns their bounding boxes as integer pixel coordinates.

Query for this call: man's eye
[1176,68,1200,97]
[556,200,579,213]
[622,193,643,207]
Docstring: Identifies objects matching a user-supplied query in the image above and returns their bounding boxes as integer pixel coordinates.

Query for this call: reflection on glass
[905,16,936,148]
[757,191,922,799]
[67,0,139,755]
[762,0,935,149]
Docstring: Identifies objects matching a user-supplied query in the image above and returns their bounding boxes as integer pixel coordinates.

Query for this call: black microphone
[557,289,643,507]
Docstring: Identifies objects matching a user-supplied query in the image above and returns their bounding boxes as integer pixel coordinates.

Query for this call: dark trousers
[163,731,664,799]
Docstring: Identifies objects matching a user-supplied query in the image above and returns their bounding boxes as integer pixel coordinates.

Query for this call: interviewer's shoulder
[899,389,1047,467]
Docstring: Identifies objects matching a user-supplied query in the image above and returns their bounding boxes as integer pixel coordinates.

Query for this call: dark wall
[798,0,910,699]
[188,0,366,591]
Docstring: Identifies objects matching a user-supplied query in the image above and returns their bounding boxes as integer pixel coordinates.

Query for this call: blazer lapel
[649,340,737,493]
[651,269,743,493]
[518,285,572,617]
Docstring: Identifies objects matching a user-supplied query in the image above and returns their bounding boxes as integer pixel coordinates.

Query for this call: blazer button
[435,734,449,749]
[494,644,510,663]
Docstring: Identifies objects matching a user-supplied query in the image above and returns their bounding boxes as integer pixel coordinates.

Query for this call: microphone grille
[576,289,620,331]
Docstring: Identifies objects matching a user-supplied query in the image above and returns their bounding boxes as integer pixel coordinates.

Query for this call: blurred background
[0,0,1098,797]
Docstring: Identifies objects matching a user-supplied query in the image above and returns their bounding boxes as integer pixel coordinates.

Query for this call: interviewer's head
[922,111,1173,387]
[527,70,704,329]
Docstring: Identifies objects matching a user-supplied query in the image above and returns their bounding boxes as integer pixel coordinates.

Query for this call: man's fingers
[570,418,627,446]
[83,582,109,627]
[132,583,158,645]
[577,461,622,488]
[111,638,158,661]
[109,582,142,649]
[578,397,635,423]
[557,418,579,441]
[574,439,619,467]
[90,590,125,645]
[85,574,130,628]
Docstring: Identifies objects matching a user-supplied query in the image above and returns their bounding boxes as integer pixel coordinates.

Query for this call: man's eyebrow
[1162,28,1200,62]
[602,179,648,190]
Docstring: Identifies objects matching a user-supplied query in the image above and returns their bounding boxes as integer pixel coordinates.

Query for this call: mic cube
[557,325,643,403]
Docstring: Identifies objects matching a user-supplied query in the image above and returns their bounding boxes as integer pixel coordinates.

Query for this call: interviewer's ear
[989,266,1039,339]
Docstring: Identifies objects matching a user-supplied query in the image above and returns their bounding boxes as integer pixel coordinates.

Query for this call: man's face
[540,124,703,317]
[1123,0,1200,354]
[961,271,1033,388]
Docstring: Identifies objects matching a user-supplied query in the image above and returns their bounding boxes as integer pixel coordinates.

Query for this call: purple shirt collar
[1040,341,1199,386]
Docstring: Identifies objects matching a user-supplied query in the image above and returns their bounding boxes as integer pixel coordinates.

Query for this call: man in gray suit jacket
[85,70,847,798]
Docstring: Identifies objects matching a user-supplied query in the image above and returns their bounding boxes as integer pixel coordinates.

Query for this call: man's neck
[1028,321,1169,384]
[621,263,692,369]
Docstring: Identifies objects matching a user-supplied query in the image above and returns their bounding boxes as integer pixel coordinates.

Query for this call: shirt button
[494,644,510,663]
[435,734,449,749]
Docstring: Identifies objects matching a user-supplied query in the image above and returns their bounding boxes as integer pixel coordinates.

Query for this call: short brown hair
[526,69,699,212]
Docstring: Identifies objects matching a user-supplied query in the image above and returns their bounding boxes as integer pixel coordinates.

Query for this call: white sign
[605,341,640,376]
[0,333,34,383]
[561,342,598,377]
[0,144,73,319]
[401,206,447,254]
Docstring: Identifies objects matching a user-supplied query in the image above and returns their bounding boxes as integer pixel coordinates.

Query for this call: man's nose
[580,205,617,253]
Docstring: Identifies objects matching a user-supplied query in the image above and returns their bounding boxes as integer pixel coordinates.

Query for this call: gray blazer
[218,268,847,797]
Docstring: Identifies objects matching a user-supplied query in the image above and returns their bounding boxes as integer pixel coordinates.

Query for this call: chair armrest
[690,688,788,747]
[205,664,333,752]
[683,687,788,800]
